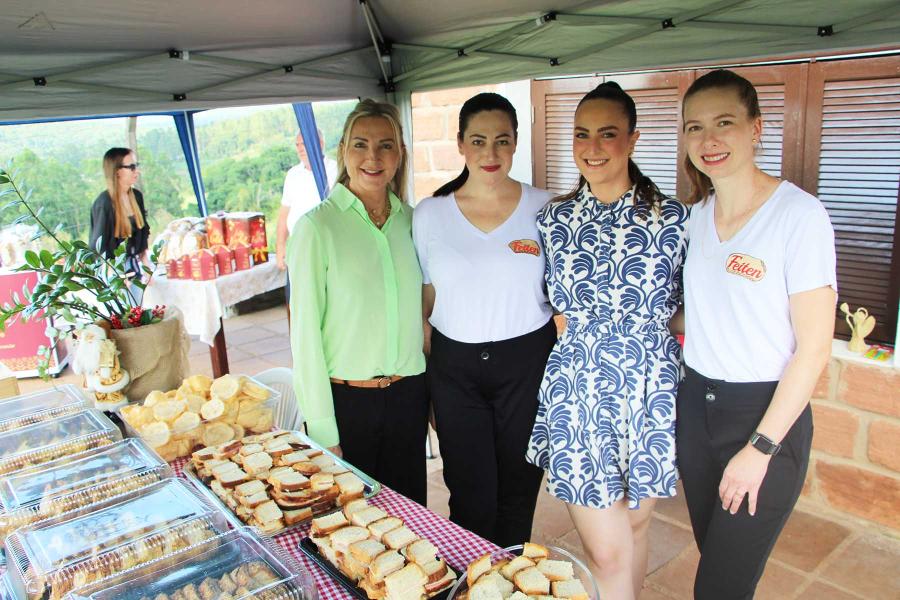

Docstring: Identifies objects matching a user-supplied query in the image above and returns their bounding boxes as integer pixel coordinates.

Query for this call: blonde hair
[336,99,408,201]
[102,147,145,238]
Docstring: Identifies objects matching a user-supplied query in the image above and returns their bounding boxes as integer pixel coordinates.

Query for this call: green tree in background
[1,100,356,256]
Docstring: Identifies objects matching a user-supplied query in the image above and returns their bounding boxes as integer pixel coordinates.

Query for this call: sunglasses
[119,163,140,171]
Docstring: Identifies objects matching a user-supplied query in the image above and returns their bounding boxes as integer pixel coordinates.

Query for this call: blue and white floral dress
[526,184,689,509]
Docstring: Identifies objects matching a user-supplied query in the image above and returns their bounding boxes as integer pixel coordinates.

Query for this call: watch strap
[750,432,781,455]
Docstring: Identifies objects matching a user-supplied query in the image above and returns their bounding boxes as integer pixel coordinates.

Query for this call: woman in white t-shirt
[413,93,555,547]
[676,69,836,599]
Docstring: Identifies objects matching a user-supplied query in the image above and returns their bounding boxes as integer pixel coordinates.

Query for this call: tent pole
[393,42,553,65]
[189,54,374,82]
[556,0,752,65]
[359,0,392,86]
[393,16,555,84]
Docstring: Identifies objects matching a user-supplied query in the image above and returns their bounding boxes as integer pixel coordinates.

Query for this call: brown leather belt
[330,375,404,389]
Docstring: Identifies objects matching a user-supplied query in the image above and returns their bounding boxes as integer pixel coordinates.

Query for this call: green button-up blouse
[287,183,425,447]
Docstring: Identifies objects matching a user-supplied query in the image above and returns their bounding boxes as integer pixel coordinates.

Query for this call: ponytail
[432,166,469,197]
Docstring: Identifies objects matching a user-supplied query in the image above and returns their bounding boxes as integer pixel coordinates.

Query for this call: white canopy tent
[1,0,899,123]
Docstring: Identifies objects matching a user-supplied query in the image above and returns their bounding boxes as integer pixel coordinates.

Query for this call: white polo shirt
[413,183,554,343]
[282,157,338,234]
[683,180,837,382]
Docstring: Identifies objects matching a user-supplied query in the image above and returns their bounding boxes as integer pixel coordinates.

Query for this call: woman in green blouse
[288,99,427,504]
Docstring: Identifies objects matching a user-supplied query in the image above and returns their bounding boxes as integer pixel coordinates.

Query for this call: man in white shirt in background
[276,128,338,270]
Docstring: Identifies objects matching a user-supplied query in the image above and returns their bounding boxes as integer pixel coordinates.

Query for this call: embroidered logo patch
[726,253,766,282]
[508,239,540,256]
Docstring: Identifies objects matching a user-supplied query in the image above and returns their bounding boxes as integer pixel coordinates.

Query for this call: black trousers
[428,319,556,548]
[676,366,813,600]
[332,373,428,506]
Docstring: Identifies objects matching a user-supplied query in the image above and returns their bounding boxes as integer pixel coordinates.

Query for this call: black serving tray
[298,537,458,600]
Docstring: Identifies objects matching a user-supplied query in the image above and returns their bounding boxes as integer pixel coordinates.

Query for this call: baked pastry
[309,498,457,599]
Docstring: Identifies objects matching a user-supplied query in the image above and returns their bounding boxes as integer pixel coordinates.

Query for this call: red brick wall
[410,84,497,203]
[802,359,900,531]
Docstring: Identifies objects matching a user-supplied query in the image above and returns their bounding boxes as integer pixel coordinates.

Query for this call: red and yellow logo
[726,253,766,282]
[508,239,540,256]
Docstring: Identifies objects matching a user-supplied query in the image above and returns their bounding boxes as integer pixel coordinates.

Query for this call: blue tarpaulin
[172,111,208,216]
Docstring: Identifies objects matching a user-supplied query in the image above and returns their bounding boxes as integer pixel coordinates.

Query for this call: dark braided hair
[555,81,664,210]
[433,93,518,197]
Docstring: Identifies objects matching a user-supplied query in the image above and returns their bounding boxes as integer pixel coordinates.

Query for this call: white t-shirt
[683,180,836,382]
[413,183,554,343]
[282,157,338,234]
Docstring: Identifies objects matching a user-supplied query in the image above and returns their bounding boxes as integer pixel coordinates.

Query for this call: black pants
[332,373,428,506]
[676,366,813,600]
[428,319,556,547]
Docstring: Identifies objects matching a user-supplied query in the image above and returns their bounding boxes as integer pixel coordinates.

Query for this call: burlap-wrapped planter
[108,307,190,403]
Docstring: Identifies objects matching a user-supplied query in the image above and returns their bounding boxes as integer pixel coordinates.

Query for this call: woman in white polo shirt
[413,93,555,547]
[677,69,836,599]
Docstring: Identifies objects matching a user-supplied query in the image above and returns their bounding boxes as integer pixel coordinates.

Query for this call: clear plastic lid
[4,478,233,600]
[0,385,89,434]
[0,409,122,476]
[0,439,172,540]
[68,527,317,600]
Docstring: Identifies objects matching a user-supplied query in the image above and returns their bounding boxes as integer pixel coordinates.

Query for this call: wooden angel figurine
[840,302,876,354]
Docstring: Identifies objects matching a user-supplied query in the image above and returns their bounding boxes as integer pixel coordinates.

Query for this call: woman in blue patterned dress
[526,82,688,599]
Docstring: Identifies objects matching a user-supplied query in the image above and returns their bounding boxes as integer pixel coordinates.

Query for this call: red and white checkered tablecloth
[170,458,498,599]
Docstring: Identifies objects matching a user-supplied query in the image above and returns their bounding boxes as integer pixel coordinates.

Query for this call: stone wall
[802,357,900,532]
[410,84,497,203]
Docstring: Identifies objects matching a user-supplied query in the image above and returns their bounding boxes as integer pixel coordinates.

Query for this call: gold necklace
[367,200,391,228]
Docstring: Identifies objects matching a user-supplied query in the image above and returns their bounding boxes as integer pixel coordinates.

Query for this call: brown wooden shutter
[532,77,600,194]
[532,72,691,198]
[803,56,900,343]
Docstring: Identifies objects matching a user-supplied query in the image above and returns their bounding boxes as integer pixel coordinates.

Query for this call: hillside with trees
[0,101,355,248]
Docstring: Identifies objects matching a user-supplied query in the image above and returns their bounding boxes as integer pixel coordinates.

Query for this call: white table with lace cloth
[142,258,286,376]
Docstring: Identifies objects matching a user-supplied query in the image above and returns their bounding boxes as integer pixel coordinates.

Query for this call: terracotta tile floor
[16,306,900,599]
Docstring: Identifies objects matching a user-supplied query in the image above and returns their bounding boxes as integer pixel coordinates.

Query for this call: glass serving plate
[67,526,317,600]
[0,438,172,541]
[446,544,600,600]
[3,477,235,600]
[117,374,282,460]
[0,385,89,434]
[0,409,121,476]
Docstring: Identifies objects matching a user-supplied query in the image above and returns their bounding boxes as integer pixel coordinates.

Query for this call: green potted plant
[0,166,189,399]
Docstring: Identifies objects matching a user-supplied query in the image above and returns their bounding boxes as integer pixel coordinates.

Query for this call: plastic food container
[67,526,317,600]
[447,544,600,600]
[117,374,281,460]
[0,438,172,540]
[0,409,121,476]
[0,385,89,433]
[3,477,235,600]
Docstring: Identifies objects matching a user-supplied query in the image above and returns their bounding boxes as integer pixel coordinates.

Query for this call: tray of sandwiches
[0,409,122,476]
[0,438,173,542]
[446,542,598,600]
[3,477,235,600]
[118,373,280,461]
[185,429,380,535]
[66,526,317,600]
[298,497,458,600]
[0,385,90,434]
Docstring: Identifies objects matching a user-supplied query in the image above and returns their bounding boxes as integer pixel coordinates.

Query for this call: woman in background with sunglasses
[90,147,152,280]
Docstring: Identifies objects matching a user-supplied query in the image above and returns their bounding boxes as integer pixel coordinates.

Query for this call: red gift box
[233,243,252,271]
[213,245,234,276]
[176,255,191,279]
[166,259,179,279]
[225,211,266,249]
[205,213,226,247]
[190,249,217,281]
